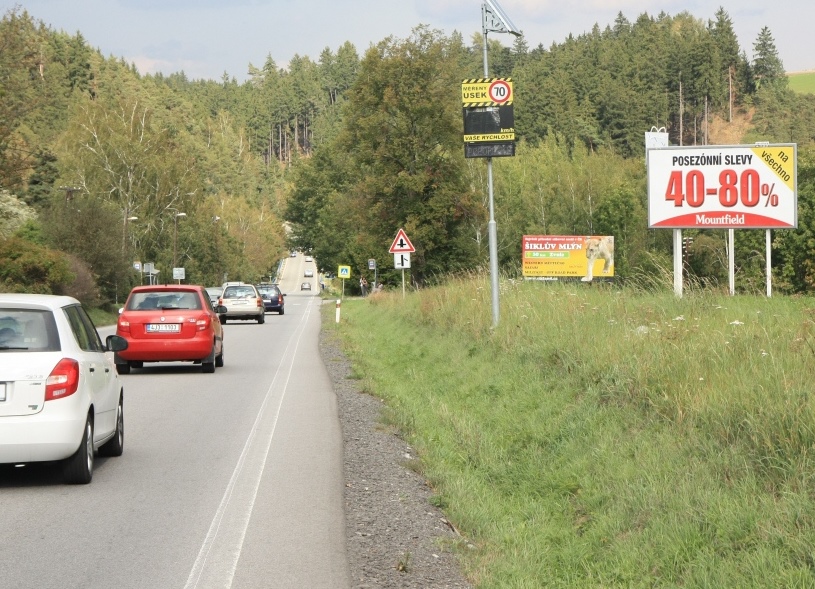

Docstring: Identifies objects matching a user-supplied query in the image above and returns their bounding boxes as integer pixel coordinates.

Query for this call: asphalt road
[0,254,350,589]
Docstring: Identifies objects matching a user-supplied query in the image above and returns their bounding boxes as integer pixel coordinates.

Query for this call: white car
[0,294,129,484]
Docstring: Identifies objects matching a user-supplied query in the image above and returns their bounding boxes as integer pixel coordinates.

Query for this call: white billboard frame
[647,144,797,229]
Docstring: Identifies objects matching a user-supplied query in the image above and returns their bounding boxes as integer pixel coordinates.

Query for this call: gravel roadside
[319,319,475,589]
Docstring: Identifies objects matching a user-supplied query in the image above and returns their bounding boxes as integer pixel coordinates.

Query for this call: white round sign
[488,80,511,104]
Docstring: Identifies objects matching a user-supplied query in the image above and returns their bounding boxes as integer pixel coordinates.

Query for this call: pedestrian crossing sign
[338,265,351,279]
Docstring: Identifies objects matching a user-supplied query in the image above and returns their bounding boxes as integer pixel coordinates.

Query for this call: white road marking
[183,299,316,589]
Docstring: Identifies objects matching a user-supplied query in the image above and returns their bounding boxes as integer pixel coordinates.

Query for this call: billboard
[647,144,797,229]
[522,235,614,281]
[462,78,515,159]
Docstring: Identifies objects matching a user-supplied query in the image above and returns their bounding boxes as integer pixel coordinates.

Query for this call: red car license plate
[146,323,181,333]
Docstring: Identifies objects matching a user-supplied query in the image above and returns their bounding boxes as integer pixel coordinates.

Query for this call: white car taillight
[45,358,80,401]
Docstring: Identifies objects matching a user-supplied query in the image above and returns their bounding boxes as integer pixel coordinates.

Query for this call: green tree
[330,26,484,281]
[24,149,58,209]
[773,151,815,292]
[0,9,45,189]
[752,26,786,90]
[708,7,745,110]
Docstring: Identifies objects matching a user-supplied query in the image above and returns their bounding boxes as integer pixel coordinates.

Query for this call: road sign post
[477,0,521,328]
[337,265,351,299]
[368,258,376,290]
[389,230,415,300]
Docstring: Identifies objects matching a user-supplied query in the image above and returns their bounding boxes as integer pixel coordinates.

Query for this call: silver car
[218,283,264,324]
[205,287,223,307]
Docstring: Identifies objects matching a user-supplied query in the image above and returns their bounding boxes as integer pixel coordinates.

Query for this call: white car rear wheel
[99,395,124,457]
[63,415,94,484]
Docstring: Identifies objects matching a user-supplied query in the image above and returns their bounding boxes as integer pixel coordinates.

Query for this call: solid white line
[183,299,316,589]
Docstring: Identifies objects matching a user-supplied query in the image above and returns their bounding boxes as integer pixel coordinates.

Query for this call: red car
[115,285,225,374]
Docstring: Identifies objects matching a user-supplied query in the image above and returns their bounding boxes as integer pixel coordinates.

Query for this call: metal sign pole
[483,14,500,329]
[480,0,520,328]
[487,160,499,326]
[766,229,772,297]
[728,229,735,296]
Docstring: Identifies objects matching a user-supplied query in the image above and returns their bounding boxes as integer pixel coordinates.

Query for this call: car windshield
[256,285,279,296]
[0,309,60,352]
[127,291,201,311]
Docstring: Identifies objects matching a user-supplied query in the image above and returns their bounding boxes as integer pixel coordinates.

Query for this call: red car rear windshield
[126,291,202,311]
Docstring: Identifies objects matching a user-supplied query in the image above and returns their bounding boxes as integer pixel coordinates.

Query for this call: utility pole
[173,211,186,269]
[480,0,521,328]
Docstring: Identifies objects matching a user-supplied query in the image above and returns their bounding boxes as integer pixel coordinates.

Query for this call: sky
[2,0,813,82]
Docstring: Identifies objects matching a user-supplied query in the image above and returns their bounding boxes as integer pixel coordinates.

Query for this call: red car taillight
[118,316,131,334]
[45,358,80,401]
[196,317,211,331]
[257,297,263,309]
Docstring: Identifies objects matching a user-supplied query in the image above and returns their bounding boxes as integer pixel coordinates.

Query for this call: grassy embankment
[88,307,119,328]
[788,71,815,94]
[324,275,815,588]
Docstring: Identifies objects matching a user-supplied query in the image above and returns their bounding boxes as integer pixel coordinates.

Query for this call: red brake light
[118,316,131,333]
[196,316,210,331]
[45,358,80,401]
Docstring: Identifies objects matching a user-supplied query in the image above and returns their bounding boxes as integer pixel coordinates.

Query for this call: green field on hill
[788,71,815,94]
[327,275,815,588]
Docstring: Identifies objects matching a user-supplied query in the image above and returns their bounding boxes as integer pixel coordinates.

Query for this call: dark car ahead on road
[256,284,285,315]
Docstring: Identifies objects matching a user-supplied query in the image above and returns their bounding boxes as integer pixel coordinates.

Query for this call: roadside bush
[57,253,101,306]
[0,236,73,294]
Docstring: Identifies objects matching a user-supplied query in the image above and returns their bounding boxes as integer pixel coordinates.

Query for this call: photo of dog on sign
[581,236,614,282]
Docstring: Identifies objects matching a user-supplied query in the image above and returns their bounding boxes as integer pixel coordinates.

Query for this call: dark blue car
[256,283,285,315]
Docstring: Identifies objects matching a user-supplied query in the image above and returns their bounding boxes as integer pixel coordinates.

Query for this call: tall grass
[327,275,815,588]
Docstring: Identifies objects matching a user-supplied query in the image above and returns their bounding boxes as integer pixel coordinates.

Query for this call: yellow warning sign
[462,78,513,106]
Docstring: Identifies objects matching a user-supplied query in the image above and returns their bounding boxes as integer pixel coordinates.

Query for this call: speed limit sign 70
[488,79,512,104]
[646,144,797,229]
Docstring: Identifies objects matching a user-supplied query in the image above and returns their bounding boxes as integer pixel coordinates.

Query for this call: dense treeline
[1,6,814,304]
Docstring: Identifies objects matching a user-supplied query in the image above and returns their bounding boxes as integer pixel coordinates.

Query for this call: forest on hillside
[1,6,815,305]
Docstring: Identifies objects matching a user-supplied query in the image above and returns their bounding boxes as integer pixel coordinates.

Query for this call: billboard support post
[766,229,772,297]
[674,229,683,297]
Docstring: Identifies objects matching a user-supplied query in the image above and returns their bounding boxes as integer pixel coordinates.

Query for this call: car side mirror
[214,305,228,314]
[106,334,128,352]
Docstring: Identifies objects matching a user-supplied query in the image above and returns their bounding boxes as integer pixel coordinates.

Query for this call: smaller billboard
[522,235,614,281]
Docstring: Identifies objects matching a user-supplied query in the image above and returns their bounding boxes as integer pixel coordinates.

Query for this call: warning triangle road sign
[388,228,415,253]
